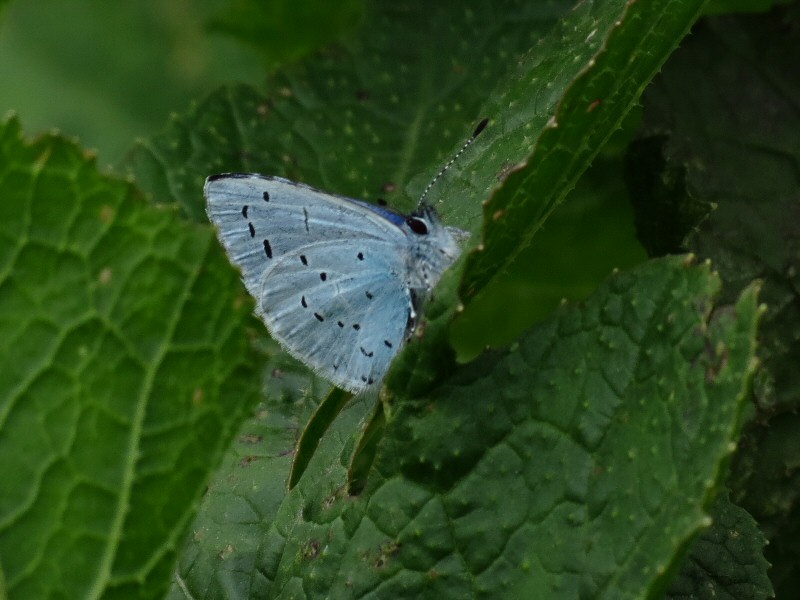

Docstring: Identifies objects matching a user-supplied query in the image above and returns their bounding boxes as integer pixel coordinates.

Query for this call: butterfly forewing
[205,174,406,299]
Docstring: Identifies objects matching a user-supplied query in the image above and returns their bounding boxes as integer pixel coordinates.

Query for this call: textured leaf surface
[0,116,260,598]
[629,9,800,414]
[171,256,760,599]
[168,352,334,599]
[626,9,799,596]
[169,391,373,599]
[666,490,772,600]
[456,0,708,306]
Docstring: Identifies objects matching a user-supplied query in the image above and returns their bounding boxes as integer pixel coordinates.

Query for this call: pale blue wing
[205,173,413,392]
[204,174,406,300]
[259,239,411,392]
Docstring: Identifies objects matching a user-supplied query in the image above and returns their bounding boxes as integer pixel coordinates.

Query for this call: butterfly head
[404,204,468,291]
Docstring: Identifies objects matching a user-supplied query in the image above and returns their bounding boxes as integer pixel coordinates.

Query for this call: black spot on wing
[357,252,364,261]
[314,312,324,322]
[320,272,327,281]
[301,296,307,308]
[263,191,270,202]
[365,291,374,300]
[384,340,393,348]
[263,239,272,258]
[360,347,374,358]
[300,255,308,266]
[337,321,344,328]
[352,323,360,331]
[248,222,256,238]
[242,205,249,218]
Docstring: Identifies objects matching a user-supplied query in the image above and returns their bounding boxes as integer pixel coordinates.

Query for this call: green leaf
[629,8,800,415]
[174,256,760,598]
[625,8,800,597]
[665,491,773,600]
[729,412,800,596]
[456,0,709,307]
[168,390,374,599]
[0,116,260,598]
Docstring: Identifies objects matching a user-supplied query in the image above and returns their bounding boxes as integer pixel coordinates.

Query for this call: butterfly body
[205,173,466,392]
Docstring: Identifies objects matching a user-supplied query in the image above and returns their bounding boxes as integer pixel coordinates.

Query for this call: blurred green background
[0,1,292,165]
[0,0,364,164]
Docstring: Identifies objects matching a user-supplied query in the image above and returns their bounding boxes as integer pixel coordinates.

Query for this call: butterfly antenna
[418,117,489,206]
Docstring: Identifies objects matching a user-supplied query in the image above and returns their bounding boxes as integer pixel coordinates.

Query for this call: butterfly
[205,119,486,393]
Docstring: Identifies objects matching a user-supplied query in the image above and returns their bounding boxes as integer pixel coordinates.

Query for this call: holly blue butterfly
[205,119,487,393]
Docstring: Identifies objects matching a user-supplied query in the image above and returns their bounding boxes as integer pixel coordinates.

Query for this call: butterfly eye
[406,217,429,235]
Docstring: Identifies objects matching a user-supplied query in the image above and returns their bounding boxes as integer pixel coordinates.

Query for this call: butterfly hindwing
[258,239,410,391]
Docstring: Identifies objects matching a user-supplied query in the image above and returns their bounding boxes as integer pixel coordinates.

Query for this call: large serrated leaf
[625,8,800,596]
[666,490,773,600]
[172,256,760,598]
[0,116,261,599]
